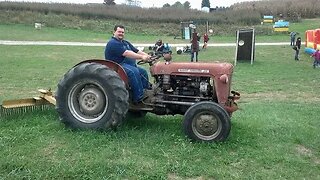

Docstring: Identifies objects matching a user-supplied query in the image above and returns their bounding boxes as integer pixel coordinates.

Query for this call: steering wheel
[137,55,161,66]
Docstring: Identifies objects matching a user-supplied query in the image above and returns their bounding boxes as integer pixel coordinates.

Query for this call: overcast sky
[1,0,257,9]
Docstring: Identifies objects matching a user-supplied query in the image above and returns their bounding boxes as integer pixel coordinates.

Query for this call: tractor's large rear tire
[56,63,129,130]
[183,101,231,142]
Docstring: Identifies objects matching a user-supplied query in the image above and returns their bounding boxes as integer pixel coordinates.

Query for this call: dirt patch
[168,173,214,180]
[296,144,313,157]
[296,144,320,165]
[241,92,320,103]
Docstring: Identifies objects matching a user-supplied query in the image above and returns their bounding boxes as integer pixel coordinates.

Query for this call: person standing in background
[202,32,209,50]
[311,49,320,68]
[190,32,199,62]
[294,37,301,61]
[290,31,297,46]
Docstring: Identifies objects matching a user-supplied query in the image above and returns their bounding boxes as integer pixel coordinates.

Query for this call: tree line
[104,0,211,9]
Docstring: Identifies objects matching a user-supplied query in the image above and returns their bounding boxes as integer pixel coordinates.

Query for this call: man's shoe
[147,84,153,90]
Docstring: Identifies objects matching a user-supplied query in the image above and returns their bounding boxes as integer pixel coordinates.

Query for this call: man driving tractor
[104,25,151,103]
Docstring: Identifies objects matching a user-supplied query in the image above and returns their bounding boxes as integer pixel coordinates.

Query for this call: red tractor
[55,56,240,142]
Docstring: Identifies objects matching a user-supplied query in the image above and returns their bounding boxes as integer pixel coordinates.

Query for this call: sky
[1,0,257,9]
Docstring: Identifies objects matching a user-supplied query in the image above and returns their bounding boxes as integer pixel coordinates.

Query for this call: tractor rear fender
[75,59,129,86]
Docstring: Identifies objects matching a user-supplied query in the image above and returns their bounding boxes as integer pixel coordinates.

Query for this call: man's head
[113,25,125,40]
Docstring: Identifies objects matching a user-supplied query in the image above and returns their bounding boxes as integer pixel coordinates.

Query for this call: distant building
[209,6,227,12]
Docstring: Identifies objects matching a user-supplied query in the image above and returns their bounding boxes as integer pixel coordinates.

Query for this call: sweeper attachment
[0,89,56,117]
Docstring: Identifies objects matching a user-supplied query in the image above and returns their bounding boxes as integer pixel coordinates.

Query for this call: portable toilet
[235,29,255,65]
[180,21,193,40]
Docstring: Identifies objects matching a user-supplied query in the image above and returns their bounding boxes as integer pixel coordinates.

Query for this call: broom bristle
[0,104,54,117]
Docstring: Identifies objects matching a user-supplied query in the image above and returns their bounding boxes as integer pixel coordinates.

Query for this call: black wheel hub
[195,114,218,136]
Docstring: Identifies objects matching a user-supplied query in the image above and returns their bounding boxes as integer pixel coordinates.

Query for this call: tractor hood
[150,61,234,77]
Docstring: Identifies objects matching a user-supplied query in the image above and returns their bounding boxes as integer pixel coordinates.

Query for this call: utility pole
[206,21,209,33]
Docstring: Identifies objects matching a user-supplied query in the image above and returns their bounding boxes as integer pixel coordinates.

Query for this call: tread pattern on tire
[183,101,231,142]
[56,62,129,130]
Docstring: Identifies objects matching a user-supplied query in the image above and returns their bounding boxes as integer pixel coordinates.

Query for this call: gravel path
[0,40,289,47]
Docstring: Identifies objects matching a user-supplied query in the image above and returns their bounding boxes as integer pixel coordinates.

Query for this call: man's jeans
[191,51,198,62]
[295,49,299,60]
[121,60,149,103]
[291,37,295,46]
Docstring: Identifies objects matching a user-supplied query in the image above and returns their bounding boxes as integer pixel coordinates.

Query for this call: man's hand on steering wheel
[141,54,151,62]
[137,55,160,65]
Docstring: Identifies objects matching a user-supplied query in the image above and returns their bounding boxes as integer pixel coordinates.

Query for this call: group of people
[290,31,320,68]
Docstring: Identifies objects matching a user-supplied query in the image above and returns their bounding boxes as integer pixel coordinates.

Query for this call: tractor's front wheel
[56,62,129,130]
[183,101,231,142]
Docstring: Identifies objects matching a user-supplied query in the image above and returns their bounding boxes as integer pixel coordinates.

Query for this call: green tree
[172,1,183,8]
[201,0,210,8]
[162,3,171,8]
[183,1,191,9]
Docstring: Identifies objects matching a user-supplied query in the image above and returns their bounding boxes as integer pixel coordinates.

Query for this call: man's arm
[137,50,149,56]
[121,40,150,61]
[123,50,150,61]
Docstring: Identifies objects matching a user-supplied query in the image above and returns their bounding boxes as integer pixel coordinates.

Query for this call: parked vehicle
[1,55,240,142]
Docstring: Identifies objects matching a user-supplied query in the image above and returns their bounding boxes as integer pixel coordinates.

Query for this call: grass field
[0,22,320,179]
